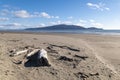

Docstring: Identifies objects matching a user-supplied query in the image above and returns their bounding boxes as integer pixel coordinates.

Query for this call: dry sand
[0,32,120,80]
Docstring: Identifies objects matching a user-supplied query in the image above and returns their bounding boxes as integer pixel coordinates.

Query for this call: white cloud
[89,19,95,22]
[74,19,103,27]
[12,23,22,26]
[13,10,31,18]
[0,23,32,29]
[57,21,61,24]
[50,20,72,25]
[87,2,110,11]
[68,16,73,19]
[36,23,46,27]
[50,21,59,25]
[63,21,72,24]
[89,19,103,27]
[0,18,9,21]
[2,23,22,27]
[75,23,85,26]
[79,19,87,23]
[87,3,100,8]
[40,12,51,18]
[40,12,59,19]
[91,22,103,27]
[105,7,110,11]
[14,11,52,18]
[0,23,23,29]
[75,19,87,26]
[1,9,59,19]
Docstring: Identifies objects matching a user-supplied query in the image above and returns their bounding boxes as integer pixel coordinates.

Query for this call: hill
[25,24,103,30]
[87,27,103,30]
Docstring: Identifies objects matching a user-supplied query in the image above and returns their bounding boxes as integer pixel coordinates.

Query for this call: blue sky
[0,0,120,29]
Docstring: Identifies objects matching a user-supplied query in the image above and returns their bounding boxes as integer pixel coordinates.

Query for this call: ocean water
[23,30,120,35]
[2,29,120,35]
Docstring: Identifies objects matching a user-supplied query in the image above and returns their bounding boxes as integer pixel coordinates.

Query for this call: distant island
[25,24,103,30]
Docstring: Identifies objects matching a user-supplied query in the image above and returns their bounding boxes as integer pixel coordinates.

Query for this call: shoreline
[1,30,120,36]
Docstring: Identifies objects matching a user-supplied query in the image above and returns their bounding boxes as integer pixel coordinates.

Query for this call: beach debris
[47,46,58,54]
[49,44,80,52]
[25,49,51,67]
[75,72,100,80]
[9,49,28,57]
[11,59,22,65]
[47,46,53,50]
[26,49,39,58]
[9,47,51,67]
[74,54,88,60]
[38,49,51,66]
[9,49,16,53]
[9,49,16,57]
[9,40,20,42]
[75,72,89,80]
[14,49,28,56]
[89,73,99,76]
[59,56,73,62]
[39,49,48,59]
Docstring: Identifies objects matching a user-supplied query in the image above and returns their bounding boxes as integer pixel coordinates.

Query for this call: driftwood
[9,47,51,67]
[37,49,51,66]
[26,49,39,58]
[11,59,22,64]
[49,44,80,52]
[14,49,28,56]
[47,46,58,54]
[59,56,73,62]
[9,49,28,57]
[74,54,88,60]
[75,72,99,79]
[25,49,51,67]
[38,49,48,59]
[75,72,89,79]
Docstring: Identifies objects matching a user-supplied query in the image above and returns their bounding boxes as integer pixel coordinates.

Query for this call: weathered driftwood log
[27,49,39,57]
[9,49,28,56]
[74,54,88,60]
[38,49,51,66]
[14,49,28,56]
[25,49,51,67]
[38,49,48,59]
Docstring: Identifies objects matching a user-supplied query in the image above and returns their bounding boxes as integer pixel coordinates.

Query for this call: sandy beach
[0,32,120,80]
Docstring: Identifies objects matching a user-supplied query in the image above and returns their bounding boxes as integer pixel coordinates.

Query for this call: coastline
[1,29,120,36]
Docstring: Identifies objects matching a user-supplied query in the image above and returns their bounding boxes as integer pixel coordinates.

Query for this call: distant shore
[1,29,120,36]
